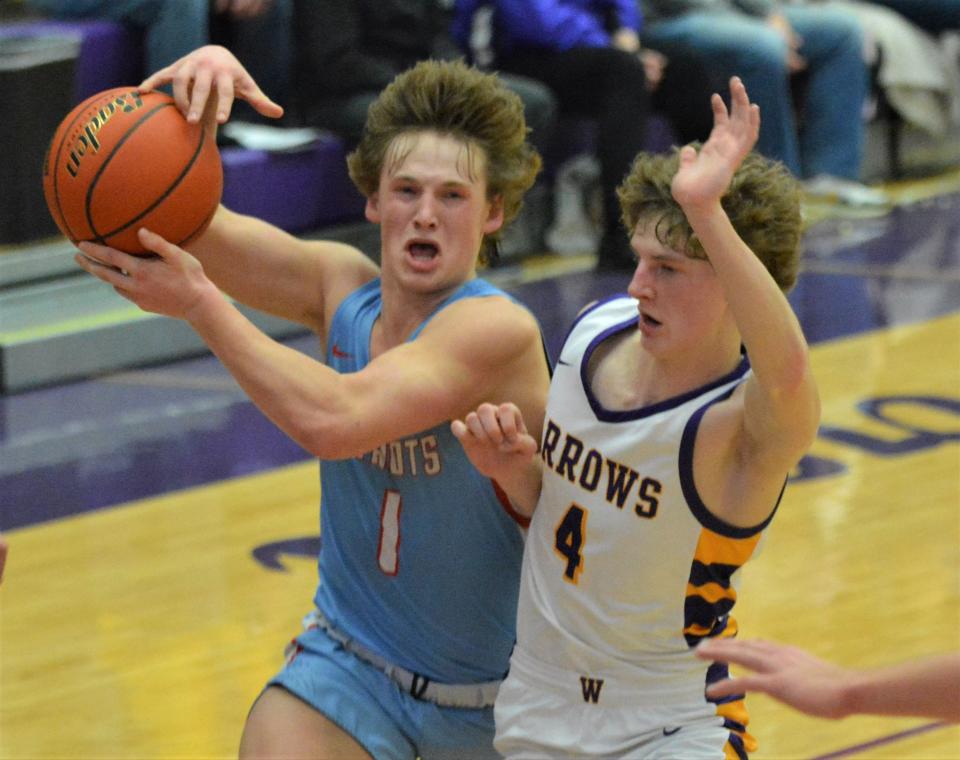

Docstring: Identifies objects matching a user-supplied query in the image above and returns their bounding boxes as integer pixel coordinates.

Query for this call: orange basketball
[42,87,222,254]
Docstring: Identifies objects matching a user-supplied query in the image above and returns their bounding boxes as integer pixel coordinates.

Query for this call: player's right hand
[75,228,221,323]
[138,45,284,125]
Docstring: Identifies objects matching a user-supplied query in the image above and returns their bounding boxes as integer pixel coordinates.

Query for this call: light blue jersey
[314,277,529,684]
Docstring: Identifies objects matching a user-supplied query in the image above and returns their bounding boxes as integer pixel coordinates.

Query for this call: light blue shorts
[266,625,499,760]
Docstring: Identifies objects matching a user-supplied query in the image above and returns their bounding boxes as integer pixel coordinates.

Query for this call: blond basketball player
[453,77,820,758]
[74,48,551,760]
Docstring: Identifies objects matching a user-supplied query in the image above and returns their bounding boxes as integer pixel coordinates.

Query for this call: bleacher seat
[220,137,364,233]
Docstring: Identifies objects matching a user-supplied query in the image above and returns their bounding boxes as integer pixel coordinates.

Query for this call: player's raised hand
[671,76,760,212]
[75,228,222,322]
[138,45,283,125]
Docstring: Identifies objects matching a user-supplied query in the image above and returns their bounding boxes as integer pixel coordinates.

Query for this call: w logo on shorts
[579,676,604,703]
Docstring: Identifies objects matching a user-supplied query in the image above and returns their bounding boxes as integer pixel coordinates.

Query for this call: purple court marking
[810,721,951,759]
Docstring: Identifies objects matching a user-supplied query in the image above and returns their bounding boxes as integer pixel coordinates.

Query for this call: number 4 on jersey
[554,504,587,584]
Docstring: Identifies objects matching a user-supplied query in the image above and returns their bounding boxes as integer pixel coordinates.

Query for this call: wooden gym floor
[1,171,959,759]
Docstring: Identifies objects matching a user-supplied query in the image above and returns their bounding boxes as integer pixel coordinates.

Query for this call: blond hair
[347,60,542,263]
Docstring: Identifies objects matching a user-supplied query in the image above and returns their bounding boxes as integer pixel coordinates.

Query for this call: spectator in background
[640,0,890,206]
[291,0,557,155]
[824,0,960,154]
[453,0,718,271]
[24,0,293,117]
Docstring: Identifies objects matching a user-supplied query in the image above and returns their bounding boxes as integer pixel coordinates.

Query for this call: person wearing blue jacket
[453,0,716,271]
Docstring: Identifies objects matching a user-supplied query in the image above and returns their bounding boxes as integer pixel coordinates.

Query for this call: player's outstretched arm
[75,226,361,342]
[697,638,960,722]
[73,229,372,457]
[77,214,375,338]
[452,403,543,517]
[0,534,7,584]
[674,78,819,494]
[138,44,283,125]
[76,239,547,462]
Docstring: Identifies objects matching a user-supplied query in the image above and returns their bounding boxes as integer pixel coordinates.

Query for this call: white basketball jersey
[513,295,778,701]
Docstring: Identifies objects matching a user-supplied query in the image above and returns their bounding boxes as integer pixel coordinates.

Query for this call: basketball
[42,87,223,255]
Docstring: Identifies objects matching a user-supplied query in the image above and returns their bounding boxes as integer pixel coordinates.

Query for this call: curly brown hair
[347,60,542,264]
[616,146,803,291]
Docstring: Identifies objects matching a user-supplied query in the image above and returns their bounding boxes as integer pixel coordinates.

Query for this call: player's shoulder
[433,289,540,338]
[422,291,542,365]
[301,238,379,298]
[300,237,378,273]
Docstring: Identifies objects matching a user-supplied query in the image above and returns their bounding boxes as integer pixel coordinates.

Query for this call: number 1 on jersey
[378,489,402,575]
[554,503,587,584]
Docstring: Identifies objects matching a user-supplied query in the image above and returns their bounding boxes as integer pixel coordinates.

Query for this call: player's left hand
[671,76,759,213]
[74,228,222,322]
[138,44,284,125]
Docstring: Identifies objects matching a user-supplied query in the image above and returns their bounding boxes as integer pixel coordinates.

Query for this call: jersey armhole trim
[678,387,784,538]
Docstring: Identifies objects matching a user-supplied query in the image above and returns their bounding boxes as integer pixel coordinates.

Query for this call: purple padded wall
[2,19,142,102]
[220,135,365,232]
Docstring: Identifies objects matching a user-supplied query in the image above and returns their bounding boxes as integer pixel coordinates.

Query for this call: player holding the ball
[74,47,550,760]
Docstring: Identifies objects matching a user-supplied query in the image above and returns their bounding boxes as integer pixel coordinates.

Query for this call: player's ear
[365,191,381,224]
[483,194,504,234]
